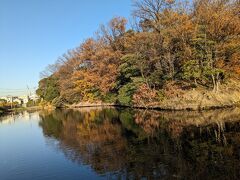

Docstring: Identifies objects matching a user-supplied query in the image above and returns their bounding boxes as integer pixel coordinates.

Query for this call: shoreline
[67,85,240,111]
[68,102,238,111]
[1,101,239,115]
[0,106,43,116]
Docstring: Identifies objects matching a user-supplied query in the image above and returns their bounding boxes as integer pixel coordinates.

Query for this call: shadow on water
[39,107,240,179]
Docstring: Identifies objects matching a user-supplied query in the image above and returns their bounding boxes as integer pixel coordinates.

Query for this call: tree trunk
[194,78,198,86]
[216,72,220,92]
[167,51,174,80]
[212,74,216,92]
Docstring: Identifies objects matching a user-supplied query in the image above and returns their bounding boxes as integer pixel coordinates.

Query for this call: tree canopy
[37,0,240,106]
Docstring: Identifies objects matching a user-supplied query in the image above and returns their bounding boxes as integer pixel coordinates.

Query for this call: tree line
[37,0,240,107]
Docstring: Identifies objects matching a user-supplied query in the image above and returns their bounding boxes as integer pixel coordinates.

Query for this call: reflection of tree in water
[39,108,240,179]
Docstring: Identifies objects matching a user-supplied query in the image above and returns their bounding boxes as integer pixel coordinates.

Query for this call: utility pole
[27,85,31,96]
[10,96,13,109]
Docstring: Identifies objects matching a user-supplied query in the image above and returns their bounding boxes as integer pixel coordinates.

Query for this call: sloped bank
[62,78,240,111]
[69,88,240,111]
[150,89,240,111]
[69,95,240,111]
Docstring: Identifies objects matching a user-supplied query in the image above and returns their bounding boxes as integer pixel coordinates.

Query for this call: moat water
[0,108,240,180]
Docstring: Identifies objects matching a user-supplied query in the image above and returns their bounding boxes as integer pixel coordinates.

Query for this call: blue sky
[0,0,132,96]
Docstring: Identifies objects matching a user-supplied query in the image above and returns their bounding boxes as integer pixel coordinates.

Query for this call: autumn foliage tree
[37,0,240,106]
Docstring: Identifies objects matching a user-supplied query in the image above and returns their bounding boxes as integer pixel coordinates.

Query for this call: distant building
[0,93,39,107]
[19,95,29,104]
[0,96,17,103]
[29,94,39,102]
[13,98,22,105]
[0,96,22,107]
[0,96,8,101]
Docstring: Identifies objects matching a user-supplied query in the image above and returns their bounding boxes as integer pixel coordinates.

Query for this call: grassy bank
[70,82,240,111]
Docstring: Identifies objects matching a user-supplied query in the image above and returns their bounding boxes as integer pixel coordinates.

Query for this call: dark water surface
[0,108,240,180]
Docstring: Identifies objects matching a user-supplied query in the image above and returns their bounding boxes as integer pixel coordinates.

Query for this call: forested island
[37,0,240,110]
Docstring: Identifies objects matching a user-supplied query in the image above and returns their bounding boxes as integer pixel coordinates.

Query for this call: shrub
[117,83,137,106]
[102,93,117,103]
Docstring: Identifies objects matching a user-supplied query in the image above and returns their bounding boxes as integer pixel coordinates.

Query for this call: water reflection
[0,111,39,125]
[39,108,240,179]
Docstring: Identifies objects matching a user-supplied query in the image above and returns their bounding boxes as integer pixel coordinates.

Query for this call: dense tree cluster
[37,0,240,106]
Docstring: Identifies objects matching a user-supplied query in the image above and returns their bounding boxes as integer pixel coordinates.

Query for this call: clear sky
[0,0,132,96]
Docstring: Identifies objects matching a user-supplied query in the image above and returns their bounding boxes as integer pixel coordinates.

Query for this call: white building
[19,95,29,104]
[0,96,13,102]
[0,93,39,107]
[0,96,8,101]
[29,94,39,102]
[13,98,22,105]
